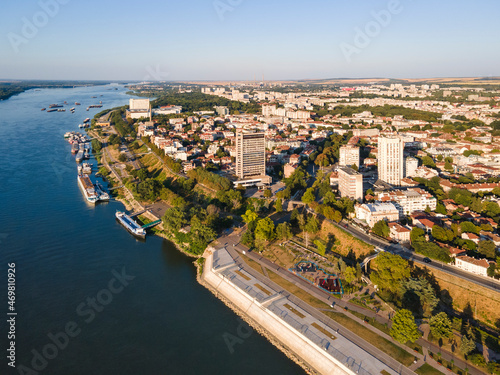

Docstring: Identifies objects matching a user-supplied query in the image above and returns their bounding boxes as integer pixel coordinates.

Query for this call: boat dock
[142,220,162,229]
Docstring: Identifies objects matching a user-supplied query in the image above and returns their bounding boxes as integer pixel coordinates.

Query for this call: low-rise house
[480,231,500,246]
[355,203,400,228]
[455,256,493,277]
[284,163,299,178]
[461,232,480,244]
[388,222,411,243]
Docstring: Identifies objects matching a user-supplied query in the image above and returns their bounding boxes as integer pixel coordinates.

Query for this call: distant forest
[153,92,262,114]
[0,81,111,101]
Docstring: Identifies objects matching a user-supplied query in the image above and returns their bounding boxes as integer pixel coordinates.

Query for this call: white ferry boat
[115,211,146,238]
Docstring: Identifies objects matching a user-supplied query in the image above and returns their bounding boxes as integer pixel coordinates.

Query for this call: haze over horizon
[1,0,499,81]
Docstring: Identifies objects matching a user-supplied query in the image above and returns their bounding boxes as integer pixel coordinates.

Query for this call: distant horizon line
[1,76,500,83]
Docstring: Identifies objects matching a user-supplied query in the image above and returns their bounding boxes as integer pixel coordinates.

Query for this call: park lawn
[323,311,415,367]
[415,363,445,375]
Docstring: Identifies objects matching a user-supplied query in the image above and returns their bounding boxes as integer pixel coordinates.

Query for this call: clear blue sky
[1,0,499,81]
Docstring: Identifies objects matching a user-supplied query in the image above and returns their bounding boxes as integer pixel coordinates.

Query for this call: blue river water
[0,84,304,375]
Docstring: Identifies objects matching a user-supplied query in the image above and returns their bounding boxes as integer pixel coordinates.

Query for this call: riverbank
[200,247,402,375]
[198,248,317,375]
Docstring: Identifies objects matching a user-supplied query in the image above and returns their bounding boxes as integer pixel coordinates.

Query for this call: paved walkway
[222,246,417,375]
[220,231,487,375]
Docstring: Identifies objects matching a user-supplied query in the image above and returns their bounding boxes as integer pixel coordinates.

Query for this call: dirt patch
[318,221,374,259]
[430,267,500,328]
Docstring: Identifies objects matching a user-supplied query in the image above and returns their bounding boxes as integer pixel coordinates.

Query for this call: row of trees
[153,92,261,114]
[313,104,441,123]
[187,167,232,191]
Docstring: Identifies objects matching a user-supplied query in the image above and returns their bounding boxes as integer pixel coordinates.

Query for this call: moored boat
[94,181,110,201]
[78,174,99,204]
[76,150,84,163]
[82,163,92,174]
[115,211,146,238]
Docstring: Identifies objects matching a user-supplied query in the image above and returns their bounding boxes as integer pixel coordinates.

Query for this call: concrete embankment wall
[202,254,354,375]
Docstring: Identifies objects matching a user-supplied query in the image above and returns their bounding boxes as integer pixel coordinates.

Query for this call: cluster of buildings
[123,86,500,278]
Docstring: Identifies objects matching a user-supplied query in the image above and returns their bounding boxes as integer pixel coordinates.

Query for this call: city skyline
[1,0,500,80]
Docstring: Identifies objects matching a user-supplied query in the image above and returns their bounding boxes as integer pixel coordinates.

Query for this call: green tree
[91,139,102,153]
[344,266,357,285]
[429,312,453,340]
[337,258,347,275]
[275,198,283,213]
[478,240,496,259]
[314,239,327,256]
[276,222,292,241]
[136,178,162,201]
[460,327,476,356]
[263,189,272,198]
[390,309,421,344]
[372,220,390,238]
[221,189,243,211]
[432,226,455,243]
[302,188,316,204]
[305,215,320,234]
[255,218,275,241]
[401,278,439,317]
[162,207,187,231]
[134,168,148,181]
[356,263,362,281]
[411,227,426,244]
[241,230,254,247]
[460,222,479,234]
[487,263,496,277]
[422,156,436,169]
[435,203,447,215]
[370,253,410,294]
[118,153,127,162]
[241,210,258,224]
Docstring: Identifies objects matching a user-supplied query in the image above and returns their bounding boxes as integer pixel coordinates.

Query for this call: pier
[142,220,162,229]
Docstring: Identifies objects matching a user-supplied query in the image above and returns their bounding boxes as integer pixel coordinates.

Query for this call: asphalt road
[331,217,500,293]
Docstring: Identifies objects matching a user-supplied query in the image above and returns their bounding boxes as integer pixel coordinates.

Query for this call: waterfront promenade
[202,247,413,375]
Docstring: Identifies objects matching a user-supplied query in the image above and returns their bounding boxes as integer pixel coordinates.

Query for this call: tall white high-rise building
[378,136,404,186]
[339,145,360,168]
[235,131,271,186]
[338,166,363,202]
[405,157,419,178]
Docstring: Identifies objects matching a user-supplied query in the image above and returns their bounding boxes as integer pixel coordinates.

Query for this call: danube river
[0,85,304,374]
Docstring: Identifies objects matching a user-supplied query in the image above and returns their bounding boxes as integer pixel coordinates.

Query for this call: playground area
[290,260,343,294]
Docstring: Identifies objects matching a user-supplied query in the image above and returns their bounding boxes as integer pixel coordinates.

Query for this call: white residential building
[338,167,363,201]
[388,222,411,243]
[339,145,360,168]
[378,136,404,186]
[355,203,400,228]
[375,188,437,216]
[127,98,151,119]
[405,157,419,178]
[455,256,492,277]
[153,105,182,115]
